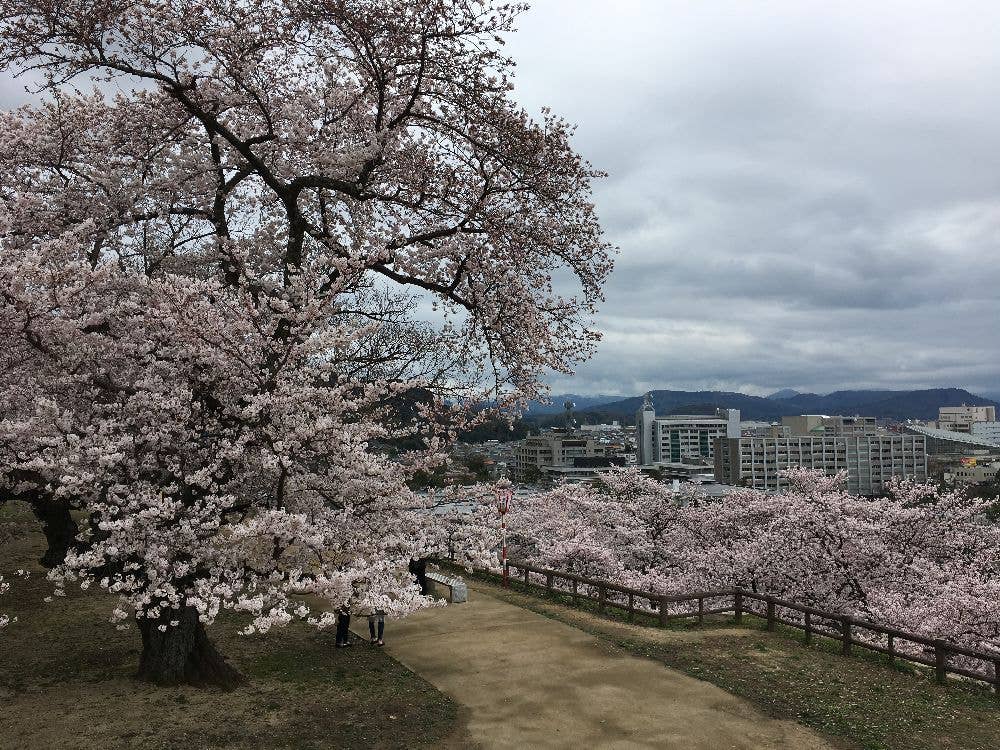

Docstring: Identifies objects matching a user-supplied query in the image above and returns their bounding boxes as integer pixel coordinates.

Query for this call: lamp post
[494,482,513,587]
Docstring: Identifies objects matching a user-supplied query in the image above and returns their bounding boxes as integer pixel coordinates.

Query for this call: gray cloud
[507,0,1000,396]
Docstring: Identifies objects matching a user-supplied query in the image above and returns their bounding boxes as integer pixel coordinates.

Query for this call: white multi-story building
[635,395,740,465]
[939,405,997,433]
[714,434,927,496]
[513,431,606,481]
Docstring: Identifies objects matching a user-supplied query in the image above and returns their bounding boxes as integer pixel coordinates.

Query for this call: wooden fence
[460,559,1000,694]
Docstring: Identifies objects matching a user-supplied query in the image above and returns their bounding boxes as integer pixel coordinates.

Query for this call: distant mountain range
[529,388,1000,424]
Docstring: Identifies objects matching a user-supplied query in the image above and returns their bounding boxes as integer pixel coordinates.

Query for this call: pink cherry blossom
[0,1,612,684]
[506,468,1000,664]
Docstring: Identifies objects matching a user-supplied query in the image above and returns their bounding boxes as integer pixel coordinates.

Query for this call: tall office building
[715,434,927,496]
[636,394,740,465]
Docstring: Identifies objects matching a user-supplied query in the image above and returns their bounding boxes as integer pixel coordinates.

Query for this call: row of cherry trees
[503,469,1000,659]
[0,0,612,687]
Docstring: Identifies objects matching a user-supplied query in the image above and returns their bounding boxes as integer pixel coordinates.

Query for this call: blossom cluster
[504,469,1000,659]
[0,0,611,639]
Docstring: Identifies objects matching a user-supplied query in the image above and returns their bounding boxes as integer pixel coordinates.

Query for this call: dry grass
[0,502,465,750]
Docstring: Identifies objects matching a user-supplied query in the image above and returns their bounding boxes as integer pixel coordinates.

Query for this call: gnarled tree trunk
[137,606,246,690]
[29,496,79,569]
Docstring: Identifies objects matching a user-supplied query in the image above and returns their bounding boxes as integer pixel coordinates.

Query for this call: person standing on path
[409,558,430,595]
[335,609,352,647]
[368,611,385,646]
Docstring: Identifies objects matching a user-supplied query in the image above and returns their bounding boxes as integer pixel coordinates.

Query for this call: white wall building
[939,405,997,433]
[636,395,740,466]
[715,434,927,496]
[513,432,606,481]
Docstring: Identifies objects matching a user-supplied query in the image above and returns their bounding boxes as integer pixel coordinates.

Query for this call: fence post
[733,591,742,624]
[766,598,776,632]
[628,592,635,622]
[804,611,812,645]
[545,572,553,591]
[887,633,895,663]
[993,659,1000,696]
[598,584,606,613]
[934,641,947,685]
[523,567,529,586]
[571,578,578,604]
[697,596,704,625]
[658,597,667,626]
[841,617,852,656]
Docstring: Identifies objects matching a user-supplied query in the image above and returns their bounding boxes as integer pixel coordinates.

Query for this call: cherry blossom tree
[0,0,612,686]
[419,483,502,570]
[507,469,1000,659]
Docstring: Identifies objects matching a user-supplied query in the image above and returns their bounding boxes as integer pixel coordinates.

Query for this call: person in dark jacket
[368,611,385,646]
[335,609,352,647]
[409,558,430,595]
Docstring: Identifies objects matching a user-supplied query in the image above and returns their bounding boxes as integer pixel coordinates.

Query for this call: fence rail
[457,559,1000,693]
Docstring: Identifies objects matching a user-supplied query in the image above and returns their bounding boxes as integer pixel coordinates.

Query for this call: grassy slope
[462,572,1000,750]
[0,502,465,750]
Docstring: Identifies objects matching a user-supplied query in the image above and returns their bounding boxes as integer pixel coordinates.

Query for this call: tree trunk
[29,496,79,569]
[136,606,246,690]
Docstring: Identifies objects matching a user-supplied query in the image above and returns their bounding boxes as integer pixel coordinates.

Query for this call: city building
[938,405,997,433]
[714,434,927,495]
[739,421,782,437]
[945,458,1000,486]
[903,423,1000,455]
[541,455,628,483]
[781,414,879,436]
[644,459,715,482]
[970,421,1000,443]
[513,431,606,481]
[635,395,740,465]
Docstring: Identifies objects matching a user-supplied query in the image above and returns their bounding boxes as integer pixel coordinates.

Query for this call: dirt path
[353,586,835,750]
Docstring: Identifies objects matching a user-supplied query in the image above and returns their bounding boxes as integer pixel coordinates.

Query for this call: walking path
[354,584,833,749]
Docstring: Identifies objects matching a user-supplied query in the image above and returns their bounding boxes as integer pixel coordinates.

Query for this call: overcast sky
[506,0,1000,397]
